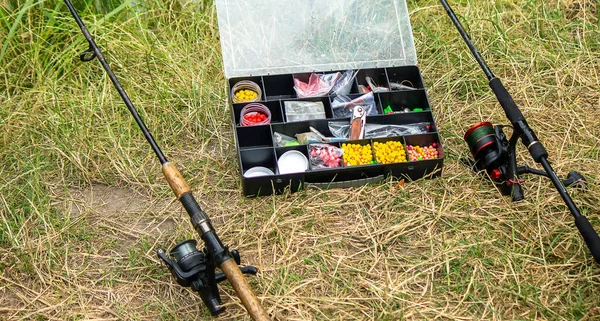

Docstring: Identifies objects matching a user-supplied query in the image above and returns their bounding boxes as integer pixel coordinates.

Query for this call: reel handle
[575,216,600,264]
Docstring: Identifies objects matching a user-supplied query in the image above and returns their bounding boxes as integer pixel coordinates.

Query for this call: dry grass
[1,0,600,320]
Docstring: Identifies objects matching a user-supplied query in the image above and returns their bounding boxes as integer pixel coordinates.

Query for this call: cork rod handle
[221,259,270,321]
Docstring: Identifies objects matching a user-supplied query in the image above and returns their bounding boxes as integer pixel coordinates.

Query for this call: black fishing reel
[464,122,586,202]
[157,240,258,315]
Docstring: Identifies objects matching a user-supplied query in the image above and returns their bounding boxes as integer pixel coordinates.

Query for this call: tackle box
[215,0,444,196]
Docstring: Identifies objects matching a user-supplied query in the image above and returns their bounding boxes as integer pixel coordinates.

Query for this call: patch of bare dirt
[51,183,181,253]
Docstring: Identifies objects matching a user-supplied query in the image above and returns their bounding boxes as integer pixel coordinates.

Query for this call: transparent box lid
[215,0,417,79]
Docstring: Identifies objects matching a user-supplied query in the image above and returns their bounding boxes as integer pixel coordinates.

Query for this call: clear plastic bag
[294,73,337,98]
[365,77,389,92]
[389,80,417,91]
[308,144,344,169]
[329,70,357,96]
[296,132,321,145]
[329,122,431,138]
[284,101,326,122]
[331,92,377,118]
[294,70,357,98]
[274,132,299,147]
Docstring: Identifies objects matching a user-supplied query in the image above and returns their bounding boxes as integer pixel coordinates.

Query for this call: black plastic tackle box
[215,0,444,196]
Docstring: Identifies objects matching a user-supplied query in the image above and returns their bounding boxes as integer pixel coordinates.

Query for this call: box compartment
[233,101,284,125]
[229,77,265,102]
[236,125,273,149]
[281,97,334,122]
[356,68,389,93]
[378,90,430,113]
[263,75,296,100]
[386,66,425,90]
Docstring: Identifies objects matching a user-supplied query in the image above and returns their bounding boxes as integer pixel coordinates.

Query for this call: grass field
[1,0,599,320]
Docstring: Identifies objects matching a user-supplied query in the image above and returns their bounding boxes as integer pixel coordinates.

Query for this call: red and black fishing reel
[443,0,599,263]
[464,122,585,202]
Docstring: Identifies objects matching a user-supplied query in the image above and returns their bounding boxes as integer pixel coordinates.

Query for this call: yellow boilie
[342,143,373,166]
[234,89,258,101]
[373,141,407,164]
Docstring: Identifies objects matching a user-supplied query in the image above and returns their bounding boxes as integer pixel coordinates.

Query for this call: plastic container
[243,166,275,178]
[216,1,445,196]
[231,80,262,103]
[240,103,271,126]
[277,150,309,174]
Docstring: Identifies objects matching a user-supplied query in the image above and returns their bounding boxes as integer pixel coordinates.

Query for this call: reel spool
[463,121,522,200]
[464,122,495,157]
[464,122,502,177]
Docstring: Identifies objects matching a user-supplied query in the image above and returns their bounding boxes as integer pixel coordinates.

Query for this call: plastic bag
[296,132,320,145]
[297,128,347,144]
[389,80,417,91]
[309,144,344,169]
[365,77,389,92]
[294,70,357,98]
[389,82,416,91]
[329,122,431,138]
[294,73,338,98]
[284,101,326,122]
[331,92,377,118]
[274,132,299,147]
[329,70,357,96]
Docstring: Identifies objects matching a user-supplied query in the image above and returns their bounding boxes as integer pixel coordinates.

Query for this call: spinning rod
[63,1,270,319]
[440,0,600,264]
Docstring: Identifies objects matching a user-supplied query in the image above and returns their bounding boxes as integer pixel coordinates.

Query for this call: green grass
[1,0,600,320]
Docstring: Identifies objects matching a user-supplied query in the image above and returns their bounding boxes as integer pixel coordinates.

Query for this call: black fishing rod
[440,0,600,264]
[63,1,270,319]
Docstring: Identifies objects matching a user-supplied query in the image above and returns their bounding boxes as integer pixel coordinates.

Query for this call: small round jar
[240,103,271,126]
[243,166,275,178]
[277,150,309,174]
[231,80,262,103]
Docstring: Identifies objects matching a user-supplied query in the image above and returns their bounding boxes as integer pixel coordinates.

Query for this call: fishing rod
[63,1,270,319]
[440,0,600,264]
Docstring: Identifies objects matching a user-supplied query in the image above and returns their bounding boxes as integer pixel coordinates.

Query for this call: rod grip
[162,162,191,199]
[220,259,270,321]
[489,78,525,124]
[574,215,600,264]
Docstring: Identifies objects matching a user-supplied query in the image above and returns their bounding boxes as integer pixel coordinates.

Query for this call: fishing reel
[157,240,258,315]
[464,122,586,202]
